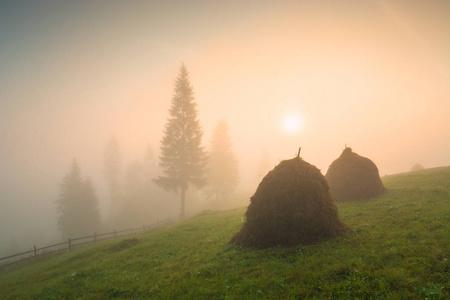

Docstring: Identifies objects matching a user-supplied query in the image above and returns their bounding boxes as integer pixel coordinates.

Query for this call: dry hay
[231,157,346,248]
[325,147,387,202]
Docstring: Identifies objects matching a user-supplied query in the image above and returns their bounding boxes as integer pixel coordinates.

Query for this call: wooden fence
[0,218,173,270]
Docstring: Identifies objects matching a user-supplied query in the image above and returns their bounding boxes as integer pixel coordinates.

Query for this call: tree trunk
[180,186,186,220]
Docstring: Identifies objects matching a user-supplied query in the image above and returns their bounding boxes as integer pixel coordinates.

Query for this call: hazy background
[1,0,449,256]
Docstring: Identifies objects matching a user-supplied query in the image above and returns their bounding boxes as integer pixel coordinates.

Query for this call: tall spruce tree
[206,120,239,202]
[154,64,207,219]
[56,160,101,238]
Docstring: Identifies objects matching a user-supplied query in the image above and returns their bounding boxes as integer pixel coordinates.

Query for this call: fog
[1,0,449,256]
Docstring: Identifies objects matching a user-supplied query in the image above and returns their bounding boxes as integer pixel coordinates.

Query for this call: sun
[282,113,302,133]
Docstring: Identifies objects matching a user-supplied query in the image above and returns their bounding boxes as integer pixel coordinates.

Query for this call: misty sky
[1,0,449,253]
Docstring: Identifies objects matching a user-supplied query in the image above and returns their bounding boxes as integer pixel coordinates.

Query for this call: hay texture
[325,147,387,202]
[231,157,346,248]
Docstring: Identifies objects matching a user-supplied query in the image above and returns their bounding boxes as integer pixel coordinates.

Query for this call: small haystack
[231,155,346,248]
[325,147,387,202]
[410,164,424,172]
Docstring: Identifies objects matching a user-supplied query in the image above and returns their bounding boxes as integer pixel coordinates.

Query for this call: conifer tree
[257,151,273,179]
[56,160,101,238]
[154,64,207,219]
[103,136,122,218]
[206,120,239,202]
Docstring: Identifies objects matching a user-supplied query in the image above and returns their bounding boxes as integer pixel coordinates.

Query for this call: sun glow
[282,113,303,133]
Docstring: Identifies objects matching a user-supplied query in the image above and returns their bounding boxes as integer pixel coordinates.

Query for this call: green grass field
[1,167,449,299]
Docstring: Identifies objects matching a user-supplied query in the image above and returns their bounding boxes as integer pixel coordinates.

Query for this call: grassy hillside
[1,167,449,299]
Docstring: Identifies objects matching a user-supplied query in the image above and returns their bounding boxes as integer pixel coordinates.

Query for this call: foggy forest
[0,0,449,260]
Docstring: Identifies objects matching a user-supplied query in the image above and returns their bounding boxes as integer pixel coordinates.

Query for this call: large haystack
[231,156,346,248]
[325,147,387,202]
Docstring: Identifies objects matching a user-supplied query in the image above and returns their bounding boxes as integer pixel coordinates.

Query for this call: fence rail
[0,218,173,270]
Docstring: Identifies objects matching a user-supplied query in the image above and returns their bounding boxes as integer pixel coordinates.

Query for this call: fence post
[94,232,97,243]
[68,238,71,251]
[34,246,37,258]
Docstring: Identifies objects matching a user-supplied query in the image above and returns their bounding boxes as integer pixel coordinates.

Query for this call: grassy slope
[1,167,449,299]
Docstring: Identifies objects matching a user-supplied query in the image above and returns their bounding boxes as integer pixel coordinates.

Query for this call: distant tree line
[55,64,242,237]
